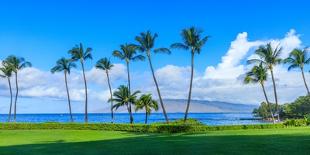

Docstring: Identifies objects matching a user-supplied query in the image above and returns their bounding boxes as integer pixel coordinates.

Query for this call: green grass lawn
[0,127,310,155]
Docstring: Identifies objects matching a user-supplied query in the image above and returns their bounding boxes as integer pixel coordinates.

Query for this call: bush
[283,119,309,127]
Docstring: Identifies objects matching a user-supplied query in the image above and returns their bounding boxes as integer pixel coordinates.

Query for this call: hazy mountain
[101,99,257,113]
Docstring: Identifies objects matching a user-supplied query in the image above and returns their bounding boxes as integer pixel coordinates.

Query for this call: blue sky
[1,0,309,71]
[0,0,310,113]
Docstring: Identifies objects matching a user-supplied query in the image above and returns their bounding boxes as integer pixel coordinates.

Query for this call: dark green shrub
[283,119,309,127]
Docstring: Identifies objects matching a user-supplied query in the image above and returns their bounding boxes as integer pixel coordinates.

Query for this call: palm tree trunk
[126,62,133,124]
[270,68,280,121]
[14,72,18,122]
[81,61,88,123]
[301,67,310,95]
[7,77,13,122]
[106,71,114,123]
[145,107,148,124]
[147,55,169,123]
[184,52,195,122]
[64,71,73,122]
[260,82,275,123]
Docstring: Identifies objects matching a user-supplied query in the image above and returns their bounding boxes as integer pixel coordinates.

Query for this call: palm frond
[153,48,171,54]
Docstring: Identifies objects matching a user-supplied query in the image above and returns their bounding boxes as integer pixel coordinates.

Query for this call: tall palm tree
[0,62,14,122]
[247,43,282,121]
[4,55,32,122]
[244,63,275,123]
[135,94,159,124]
[109,85,140,123]
[171,27,209,122]
[51,58,76,122]
[96,57,115,122]
[284,48,310,95]
[69,43,92,123]
[113,44,145,123]
[135,31,170,123]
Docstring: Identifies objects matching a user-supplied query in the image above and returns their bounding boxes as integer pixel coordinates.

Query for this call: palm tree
[96,57,115,122]
[51,58,76,122]
[0,62,14,122]
[135,94,159,124]
[4,55,32,122]
[244,63,275,123]
[113,44,145,123]
[69,43,92,123]
[135,31,170,123]
[171,27,209,122]
[247,43,282,121]
[284,48,310,95]
[109,85,140,123]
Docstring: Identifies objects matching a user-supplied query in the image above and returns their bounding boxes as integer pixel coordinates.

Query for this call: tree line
[1,27,308,124]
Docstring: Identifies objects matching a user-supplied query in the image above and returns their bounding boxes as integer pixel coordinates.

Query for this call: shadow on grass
[1,133,310,155]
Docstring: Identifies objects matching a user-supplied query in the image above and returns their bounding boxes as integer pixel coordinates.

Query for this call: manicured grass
[0,127,310,155]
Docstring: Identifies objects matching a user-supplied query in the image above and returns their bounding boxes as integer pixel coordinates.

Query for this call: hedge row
[0,122,291,133]
[0,119,307,133]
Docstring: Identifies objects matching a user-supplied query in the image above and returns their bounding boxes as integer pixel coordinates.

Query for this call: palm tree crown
[95,58,113,71]
[284,48,310,95]
[113,44,145,63]
[135,94,159,115]
[171,27,209,54]
[135,31,171,56]
[4,55,32,72]
[51,58,76,74]
[0,62,13,78]
[244,63,268,84]
[284,48,310,70]
[110,85,140,111]
[247,43,282,69]
[69,43,93,62]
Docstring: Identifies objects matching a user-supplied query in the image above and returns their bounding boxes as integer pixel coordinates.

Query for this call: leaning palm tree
[51,58,76,122]
[244,63,275,123]
[96,57,115,122]
[247,43,282,121]
[135,94,159,124]
[109,85,140,123]
[4,55,32,122]
[0,62,14,122]
[113,44,144,123]
[135,31,170,123]
[69,43,92,123]
[284,48,310,95]
[171,27,209,122]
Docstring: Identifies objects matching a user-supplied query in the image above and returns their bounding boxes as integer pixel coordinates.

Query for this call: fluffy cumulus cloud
[0,29,308,113]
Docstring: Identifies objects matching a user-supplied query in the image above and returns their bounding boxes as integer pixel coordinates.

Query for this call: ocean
[0,113,267,126]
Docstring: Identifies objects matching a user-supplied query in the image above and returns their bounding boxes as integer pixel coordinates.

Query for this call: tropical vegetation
[109,85,140,123]
[135,94,159,124]
[247,43,282,121]
[51,58,76,122]
[68,43,92,123]
[1,27,310,125]
[171,27,209,122]
[96,57,114,122]
[134,31,170,123]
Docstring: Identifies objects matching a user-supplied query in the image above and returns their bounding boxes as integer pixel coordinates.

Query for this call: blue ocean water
[0,113,267,126]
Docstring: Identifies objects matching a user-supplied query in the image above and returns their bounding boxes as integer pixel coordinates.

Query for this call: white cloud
[204,32,264,79]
